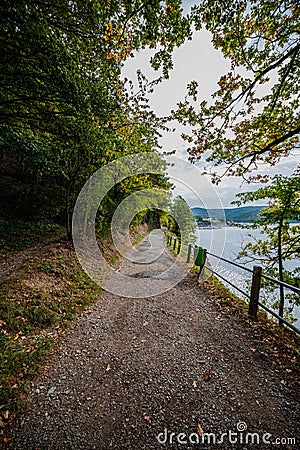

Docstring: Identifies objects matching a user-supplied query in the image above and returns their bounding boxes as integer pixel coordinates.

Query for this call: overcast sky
[121,3,299,209]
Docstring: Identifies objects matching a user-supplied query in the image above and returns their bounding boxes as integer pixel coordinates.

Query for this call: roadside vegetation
[0,237,101,420]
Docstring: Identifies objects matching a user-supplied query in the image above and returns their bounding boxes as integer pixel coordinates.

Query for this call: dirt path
[5,231,299,449]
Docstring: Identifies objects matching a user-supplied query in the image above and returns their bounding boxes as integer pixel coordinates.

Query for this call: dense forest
[192,206,266,223]
[0,1,192,241]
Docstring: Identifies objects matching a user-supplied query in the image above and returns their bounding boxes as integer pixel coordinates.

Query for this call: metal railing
[165,233,300,335]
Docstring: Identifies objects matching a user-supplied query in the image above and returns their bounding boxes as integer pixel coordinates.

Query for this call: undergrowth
[0,241,102,420]
[0,219,63,257]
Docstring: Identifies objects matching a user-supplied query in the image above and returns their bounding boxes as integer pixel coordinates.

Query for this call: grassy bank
[201,274,300,364]
[0,219,64,258]
[0,224,150,426]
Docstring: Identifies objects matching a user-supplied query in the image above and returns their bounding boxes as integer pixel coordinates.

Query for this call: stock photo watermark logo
[72,152,226,298]
[156,422,296,446]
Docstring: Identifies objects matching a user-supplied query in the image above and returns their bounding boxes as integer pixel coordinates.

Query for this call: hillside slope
[192,206,265,223]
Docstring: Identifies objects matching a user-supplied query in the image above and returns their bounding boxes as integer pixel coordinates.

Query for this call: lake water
[196,225,300,328]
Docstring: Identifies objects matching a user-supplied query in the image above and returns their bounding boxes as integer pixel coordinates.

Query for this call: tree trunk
[278,220,285,326]
[66,184,74,241]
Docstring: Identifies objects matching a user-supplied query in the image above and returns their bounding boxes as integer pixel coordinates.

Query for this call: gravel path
[5,230,299,449]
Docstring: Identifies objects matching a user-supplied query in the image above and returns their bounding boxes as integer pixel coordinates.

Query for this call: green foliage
[0,1,191,233]
[174,0,300,181]
[0,220,63,256]
[234,173,300,322]
[168,195,197,243]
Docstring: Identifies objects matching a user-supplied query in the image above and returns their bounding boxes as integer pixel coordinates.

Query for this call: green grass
[0,333,53,413]
[0,219,63,256]
[0,242,102,417]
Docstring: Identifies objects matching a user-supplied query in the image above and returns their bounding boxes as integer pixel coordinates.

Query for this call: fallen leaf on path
[251,348,257,352]
[3,438,12,443]
[143,414,152,423]
[197,423,204,436]
[280,380,287,385]
[106,363,111,371]
[198,360,205,364]
[134,347,141,351]
[192,381,197,388]
[203,368,214,381]
[286,369,292,373]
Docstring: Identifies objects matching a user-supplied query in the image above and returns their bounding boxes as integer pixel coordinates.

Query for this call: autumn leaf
[106,363,111,371]
[197,423,204,436]
[203,368,214,381]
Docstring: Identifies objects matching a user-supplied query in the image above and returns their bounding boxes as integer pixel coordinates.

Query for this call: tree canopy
[168,195,197,243]
[234,172,300,321]
[173,0,300,182]
[0,1,192,235]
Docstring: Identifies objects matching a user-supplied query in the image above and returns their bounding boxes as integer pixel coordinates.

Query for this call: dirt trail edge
[5,230,299,449]
[0,233,65,284]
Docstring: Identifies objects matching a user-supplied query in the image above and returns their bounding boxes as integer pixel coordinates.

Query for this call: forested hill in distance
[191,206,266,223]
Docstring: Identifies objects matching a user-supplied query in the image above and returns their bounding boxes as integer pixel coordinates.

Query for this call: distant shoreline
[192,206,299,224]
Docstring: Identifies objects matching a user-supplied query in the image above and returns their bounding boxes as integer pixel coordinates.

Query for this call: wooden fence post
[177,240,181,254]
[249,265,262,320]
[187,243,192,263]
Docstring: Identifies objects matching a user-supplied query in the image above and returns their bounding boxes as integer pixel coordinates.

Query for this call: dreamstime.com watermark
[156,422,296,446]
